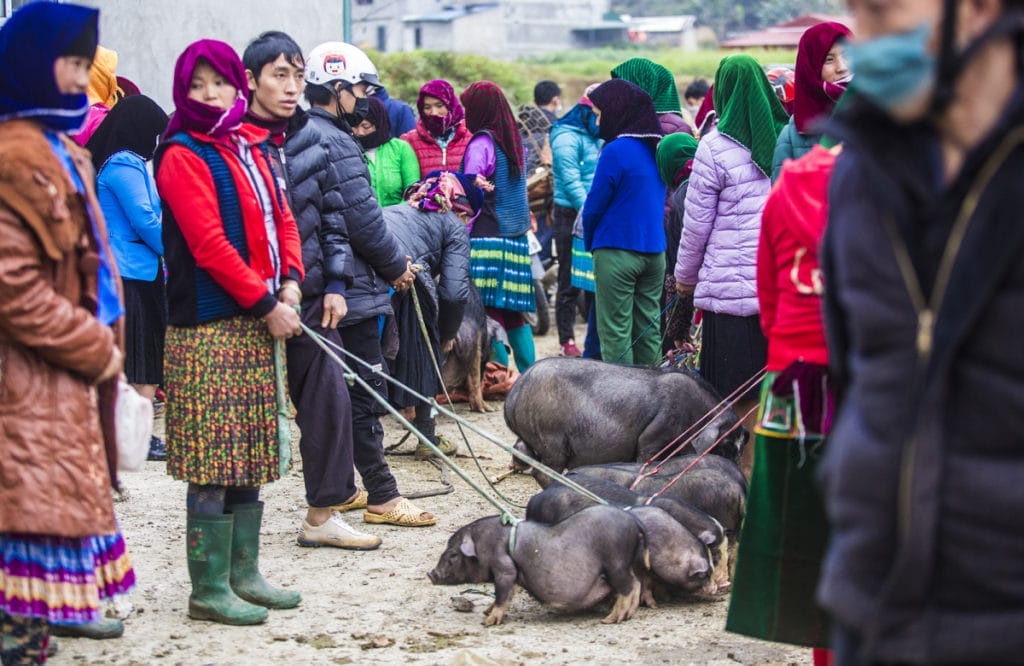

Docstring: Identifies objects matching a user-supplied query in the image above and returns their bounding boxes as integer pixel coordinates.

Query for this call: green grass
[374,48,797,107]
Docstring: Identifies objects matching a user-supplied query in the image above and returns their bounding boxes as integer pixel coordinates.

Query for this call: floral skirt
[470,235,535,313]
[0,530,134,625]
[164,316,280,486]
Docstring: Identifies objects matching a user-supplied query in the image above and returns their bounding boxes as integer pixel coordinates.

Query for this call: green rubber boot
[226,503,301,610]
[186,513,268,625]
[506,324,536,373]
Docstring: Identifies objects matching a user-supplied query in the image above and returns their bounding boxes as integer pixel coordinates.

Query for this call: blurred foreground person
[819,0,1024,663]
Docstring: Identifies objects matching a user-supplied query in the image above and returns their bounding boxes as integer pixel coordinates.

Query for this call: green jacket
[366,138,420,206]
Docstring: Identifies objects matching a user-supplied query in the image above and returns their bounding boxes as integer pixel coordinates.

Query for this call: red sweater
[156,124,304,318]
[757,145,837,371]
[401,119,471,178]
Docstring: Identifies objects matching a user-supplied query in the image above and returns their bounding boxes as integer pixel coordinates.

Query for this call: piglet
[428,505,647,626]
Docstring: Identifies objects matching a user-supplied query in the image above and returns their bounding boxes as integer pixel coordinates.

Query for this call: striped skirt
[570,237,595,292]
[470,235,535,313]
[0,530,134,625]
[164,316,280,486]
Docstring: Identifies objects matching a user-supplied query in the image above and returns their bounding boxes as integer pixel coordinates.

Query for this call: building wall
[74,0,345,110]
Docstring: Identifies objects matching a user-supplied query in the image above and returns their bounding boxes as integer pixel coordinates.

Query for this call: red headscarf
[459,81,523,178]
[793,22,852,134]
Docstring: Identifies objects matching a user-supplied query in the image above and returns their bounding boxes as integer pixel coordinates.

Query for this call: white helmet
[305,42,380,91]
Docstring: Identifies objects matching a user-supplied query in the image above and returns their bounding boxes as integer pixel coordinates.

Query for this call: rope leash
[299,321,518,523]
[644,401,758,501]
[407,267,527,509]
[631,367,766,487]
[298,324,608,518]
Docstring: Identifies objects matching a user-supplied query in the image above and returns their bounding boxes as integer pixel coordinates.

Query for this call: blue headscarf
[0,2,98,131]
[553,102,599,139]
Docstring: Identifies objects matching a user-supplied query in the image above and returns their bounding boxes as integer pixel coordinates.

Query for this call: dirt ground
[57,320,807,666]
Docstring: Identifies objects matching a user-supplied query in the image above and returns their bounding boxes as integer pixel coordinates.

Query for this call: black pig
[428,506,647,625]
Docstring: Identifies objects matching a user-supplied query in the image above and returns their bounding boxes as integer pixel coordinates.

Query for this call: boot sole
[188,605,267,625]
[296,536,380,551]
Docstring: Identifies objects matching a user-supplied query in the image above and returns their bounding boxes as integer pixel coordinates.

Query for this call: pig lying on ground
[627,506,717,604]
[428,505,648,626]
[525,479,730,595]
[564,457,747,579]
[504,358,746,472]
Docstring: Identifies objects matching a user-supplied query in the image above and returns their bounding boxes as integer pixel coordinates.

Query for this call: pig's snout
[427,569,439,584]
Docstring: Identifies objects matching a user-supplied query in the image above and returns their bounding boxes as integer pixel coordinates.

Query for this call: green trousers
[593,248,665,366]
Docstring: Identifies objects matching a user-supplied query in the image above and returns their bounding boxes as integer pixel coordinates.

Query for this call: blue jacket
[582,137,666,254]
[550,122,601,211]
[96,150,162,281]
[376,89,416,138]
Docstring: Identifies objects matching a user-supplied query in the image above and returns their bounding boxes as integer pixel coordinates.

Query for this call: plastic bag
[116,380,153,471]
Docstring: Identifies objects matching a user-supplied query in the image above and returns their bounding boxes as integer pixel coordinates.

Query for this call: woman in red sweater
[726,144,839,665]
[155,39,304,626]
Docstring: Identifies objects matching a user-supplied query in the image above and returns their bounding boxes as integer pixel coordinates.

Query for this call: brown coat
[0,120,123,537]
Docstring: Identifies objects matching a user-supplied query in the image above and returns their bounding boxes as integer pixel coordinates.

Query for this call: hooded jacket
[401,119,472,178]
[757,145,833,370]
[307,107,408,325]
[675,128,770,316]
[382,204,470,341]
[0,120,122,537]
[550,121,601,211]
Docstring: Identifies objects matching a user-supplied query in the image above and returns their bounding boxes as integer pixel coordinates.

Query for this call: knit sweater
[582,136,666,254]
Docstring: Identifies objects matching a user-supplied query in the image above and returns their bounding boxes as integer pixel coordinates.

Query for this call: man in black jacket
[818,2,1024,663]
[300,40,436,528]
[243,32,384,549]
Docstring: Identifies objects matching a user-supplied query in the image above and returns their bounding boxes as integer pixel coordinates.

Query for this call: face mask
[846,25,936,115]
[342,96,370,128]
[823,74,853,103]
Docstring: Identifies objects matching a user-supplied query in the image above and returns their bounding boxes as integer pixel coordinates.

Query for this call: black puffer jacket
[307,107,408,325]
[382,204,470,341]
[260,109,353,303]
[818,94,1024,663]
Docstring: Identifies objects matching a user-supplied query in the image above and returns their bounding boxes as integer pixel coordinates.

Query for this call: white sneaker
[297,513,382,550]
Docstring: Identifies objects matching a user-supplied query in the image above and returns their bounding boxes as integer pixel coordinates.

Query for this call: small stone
[450,596,475,613]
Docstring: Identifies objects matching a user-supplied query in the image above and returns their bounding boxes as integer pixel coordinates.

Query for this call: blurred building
[353,0,622,58]
[720,13,853,50]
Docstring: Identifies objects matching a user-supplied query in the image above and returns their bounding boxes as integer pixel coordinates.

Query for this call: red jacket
[757,144,837,371]
[401,119,471,178]
[156,124,304,319]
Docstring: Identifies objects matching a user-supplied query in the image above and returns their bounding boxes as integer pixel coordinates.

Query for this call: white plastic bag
[116,380,153,472]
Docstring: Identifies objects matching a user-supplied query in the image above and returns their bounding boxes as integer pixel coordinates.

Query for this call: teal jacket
[366,137,420,206]
[771,117,819,182]
[551,123,602,211]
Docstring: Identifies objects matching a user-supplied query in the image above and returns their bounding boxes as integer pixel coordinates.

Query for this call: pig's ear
[459,535,477,558]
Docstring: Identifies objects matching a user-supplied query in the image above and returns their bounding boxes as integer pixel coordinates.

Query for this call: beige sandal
[363,497,436,527]
[330,488,368,512]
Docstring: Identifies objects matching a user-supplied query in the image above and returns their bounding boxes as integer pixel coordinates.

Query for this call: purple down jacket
[674,128,769,316]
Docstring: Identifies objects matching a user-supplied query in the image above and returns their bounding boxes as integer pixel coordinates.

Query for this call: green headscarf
[610,57,682,114]
[713,54,790,177]
[656,132,699,187]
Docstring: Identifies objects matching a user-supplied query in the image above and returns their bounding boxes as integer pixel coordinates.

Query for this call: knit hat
[578,83,600,108]
[610,58,683,114]
[713,55,789,177]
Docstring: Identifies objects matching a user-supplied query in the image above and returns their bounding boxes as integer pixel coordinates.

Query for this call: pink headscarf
[417,79,465,137]
[164,39,248,139]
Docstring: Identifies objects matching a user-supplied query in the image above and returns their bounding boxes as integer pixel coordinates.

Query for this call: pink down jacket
[675,128,770,317]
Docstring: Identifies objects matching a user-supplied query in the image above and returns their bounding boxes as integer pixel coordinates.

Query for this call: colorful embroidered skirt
[570,237,595,292]
[725,373,831,648]
[164,316,280,486]
[0,531,134,625]
[470,235,535,313]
